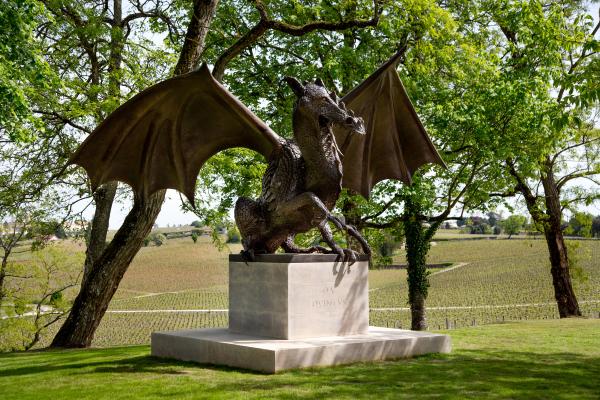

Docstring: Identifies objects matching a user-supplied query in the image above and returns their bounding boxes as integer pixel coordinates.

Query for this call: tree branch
[557,16,600,102]
[557,169,600,191]
[33,110,92,134]
[212,0,382,81]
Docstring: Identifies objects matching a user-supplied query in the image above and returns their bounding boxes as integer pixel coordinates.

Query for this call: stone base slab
[228,255,369,339]
[151,327,451,373]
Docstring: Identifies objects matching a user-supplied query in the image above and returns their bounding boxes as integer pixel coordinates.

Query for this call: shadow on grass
[1,347,599,399]
[0,347,259,377]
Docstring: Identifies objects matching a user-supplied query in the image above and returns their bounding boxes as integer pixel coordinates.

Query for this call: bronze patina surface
[70,50,444,261]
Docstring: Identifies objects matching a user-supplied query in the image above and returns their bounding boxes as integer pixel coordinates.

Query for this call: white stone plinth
[228,254,369,339]
[150,254,451,373]
[151,327,451,373]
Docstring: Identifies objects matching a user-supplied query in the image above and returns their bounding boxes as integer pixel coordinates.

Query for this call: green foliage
[468,223,492,235]
[49,291,63,307]
[501,215,527,238]
[453,1,599,235]
[226,227,241,244]
[191,221,202,228]
[191,231,198,243]
[0,0,58,142]
[404,196,431,301]
[365,226,403,268]
[565,211,594,238]
[150,233,167,247]
[0,245,82,352]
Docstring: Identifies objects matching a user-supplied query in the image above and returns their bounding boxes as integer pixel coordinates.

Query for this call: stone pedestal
[228,254,369,339]
[151,254,451,373]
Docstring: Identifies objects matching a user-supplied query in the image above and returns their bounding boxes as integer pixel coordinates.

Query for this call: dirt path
[6,299,599,317]
[429,262,470,276]
[369,262,470,292]
[104,299,600,313]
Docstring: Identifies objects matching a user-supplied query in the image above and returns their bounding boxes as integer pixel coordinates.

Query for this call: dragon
[69,50,445,262]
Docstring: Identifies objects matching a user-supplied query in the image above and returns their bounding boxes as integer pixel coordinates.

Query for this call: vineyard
[30,235,600,347]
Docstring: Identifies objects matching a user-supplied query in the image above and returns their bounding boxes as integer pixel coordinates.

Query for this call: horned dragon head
[284,76,365,136]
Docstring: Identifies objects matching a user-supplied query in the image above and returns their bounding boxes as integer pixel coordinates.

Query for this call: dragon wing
[69,64,282,203]
[334,51,445,198]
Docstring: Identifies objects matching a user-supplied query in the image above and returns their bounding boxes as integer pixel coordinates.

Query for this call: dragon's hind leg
[235,197,268,258]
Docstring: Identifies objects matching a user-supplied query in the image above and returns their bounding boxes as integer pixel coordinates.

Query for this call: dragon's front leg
[281,235,330,254]
[276,192,371,262]
[318,221,361,263]
[325,214,371,257]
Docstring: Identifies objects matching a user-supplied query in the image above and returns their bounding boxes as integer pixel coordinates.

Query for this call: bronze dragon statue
[69,50,445,262]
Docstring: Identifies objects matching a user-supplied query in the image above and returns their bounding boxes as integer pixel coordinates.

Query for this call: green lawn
[1,319,599,399]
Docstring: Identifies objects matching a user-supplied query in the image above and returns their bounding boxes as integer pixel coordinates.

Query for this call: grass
[1,319,599,399]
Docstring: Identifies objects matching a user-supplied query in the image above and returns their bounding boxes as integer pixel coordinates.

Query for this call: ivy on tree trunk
[404,196,430,331]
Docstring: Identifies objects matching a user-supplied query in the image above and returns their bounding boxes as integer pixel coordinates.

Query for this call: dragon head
[285,76,365,136]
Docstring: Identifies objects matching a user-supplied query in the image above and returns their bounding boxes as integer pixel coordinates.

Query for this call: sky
[105,190,196,229]
[102,2,600,229]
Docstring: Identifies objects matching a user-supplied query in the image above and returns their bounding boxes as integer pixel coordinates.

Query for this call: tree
[403,196,431,331]
[592,216,600,238]
[50,0,219,348]
[566,212,594,237]
[0,123,82,351]
[460,0,600,317]
[0,245,82,352]
[501,215,527,239]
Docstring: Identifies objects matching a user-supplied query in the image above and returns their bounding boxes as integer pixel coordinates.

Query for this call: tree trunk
[410,291,427,331]
[0,255,8,306]
[83,0,122,285]
[51,0,219,348]
[83,182,117,286]
[543,225,581,317]
[404,197,429,331]
[51,192,165,347]
[173,0,219,76]
[540,162,581,317]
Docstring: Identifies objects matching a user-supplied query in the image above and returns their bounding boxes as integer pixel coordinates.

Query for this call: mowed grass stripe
[1,320,599,400]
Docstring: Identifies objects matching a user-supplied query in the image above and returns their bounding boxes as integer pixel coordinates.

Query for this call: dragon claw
[240,249,255,265]
[326,214,346,231]
[334,247,359,265]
